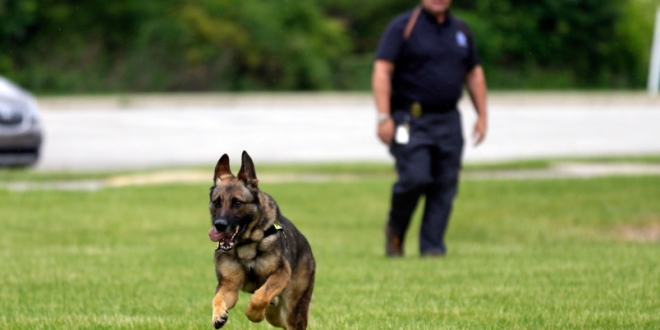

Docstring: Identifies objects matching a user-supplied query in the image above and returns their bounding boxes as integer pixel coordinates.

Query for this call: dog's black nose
[214,219,228,232]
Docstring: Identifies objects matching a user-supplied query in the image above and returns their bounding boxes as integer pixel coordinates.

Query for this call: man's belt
[392,100,457,117]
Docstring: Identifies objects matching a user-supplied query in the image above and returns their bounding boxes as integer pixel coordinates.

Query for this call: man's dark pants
[388,109,464,255]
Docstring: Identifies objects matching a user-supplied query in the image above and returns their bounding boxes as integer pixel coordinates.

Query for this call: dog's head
[209,151,260,251]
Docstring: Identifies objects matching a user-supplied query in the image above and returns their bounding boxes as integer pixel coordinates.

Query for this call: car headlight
[31,114,42,129]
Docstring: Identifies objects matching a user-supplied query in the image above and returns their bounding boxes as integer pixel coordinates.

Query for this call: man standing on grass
[372,0,488,257]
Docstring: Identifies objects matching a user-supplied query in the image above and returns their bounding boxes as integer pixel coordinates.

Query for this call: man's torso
[376,9,480,111]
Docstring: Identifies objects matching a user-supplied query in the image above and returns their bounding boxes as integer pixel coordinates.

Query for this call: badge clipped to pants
[395,102,421,145]
[395,120,410,145]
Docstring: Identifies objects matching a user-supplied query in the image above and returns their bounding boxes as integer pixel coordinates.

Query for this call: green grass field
[1,164,659,329]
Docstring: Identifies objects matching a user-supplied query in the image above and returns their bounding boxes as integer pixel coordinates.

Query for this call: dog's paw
[212,310,228,329]
[245,303,266,323]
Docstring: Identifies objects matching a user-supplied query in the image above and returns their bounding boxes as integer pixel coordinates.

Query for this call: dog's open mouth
[209,226,241,251]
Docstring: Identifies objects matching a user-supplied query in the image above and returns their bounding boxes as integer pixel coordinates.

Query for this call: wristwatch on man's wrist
[377,113,391,125]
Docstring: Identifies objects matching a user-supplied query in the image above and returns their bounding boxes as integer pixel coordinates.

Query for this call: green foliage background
[1,0,659,92]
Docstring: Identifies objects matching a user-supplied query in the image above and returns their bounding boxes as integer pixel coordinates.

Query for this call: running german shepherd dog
[207,151,315,329]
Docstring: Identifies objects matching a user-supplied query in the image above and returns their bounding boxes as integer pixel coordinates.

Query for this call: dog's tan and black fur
[208,151,315,330]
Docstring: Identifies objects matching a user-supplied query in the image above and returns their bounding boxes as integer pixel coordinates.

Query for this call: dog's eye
[231,199,243,208]
[211,200,221,207]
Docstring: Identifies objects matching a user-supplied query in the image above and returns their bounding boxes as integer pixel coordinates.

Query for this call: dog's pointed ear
[214,154,233,183]
[238,150,259,188]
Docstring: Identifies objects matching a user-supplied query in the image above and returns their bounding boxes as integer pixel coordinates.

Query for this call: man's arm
[372,59,396,145]
[465,65,488,146]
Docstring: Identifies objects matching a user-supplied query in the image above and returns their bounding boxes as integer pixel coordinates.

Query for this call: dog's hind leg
[265,295,288,328]
[284,270,315,330]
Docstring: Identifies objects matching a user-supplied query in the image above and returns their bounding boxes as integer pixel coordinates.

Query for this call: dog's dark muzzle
[213,218,229,233]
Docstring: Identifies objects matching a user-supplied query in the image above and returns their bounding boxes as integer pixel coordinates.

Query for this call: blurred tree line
[0,0,658,93]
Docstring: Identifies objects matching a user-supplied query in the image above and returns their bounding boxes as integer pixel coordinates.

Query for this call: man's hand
[373,60,395,146]
[465,65,488,146]
[472,116,487,146]
[377,118,395,145]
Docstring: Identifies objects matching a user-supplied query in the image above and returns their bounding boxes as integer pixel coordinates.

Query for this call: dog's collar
[267,221,283,235]
[217,221,284,251]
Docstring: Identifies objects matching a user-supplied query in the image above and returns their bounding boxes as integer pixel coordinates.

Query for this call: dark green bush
[0,0,658,92]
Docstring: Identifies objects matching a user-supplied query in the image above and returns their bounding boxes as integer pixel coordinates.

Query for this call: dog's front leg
[211,284,240,329]
[246,262,291,323]
[212,263,245,329]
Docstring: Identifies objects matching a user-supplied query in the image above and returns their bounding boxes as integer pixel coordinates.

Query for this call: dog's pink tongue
[209,228,223,242]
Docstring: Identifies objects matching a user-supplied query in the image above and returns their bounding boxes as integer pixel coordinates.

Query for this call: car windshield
[0,77,30,102]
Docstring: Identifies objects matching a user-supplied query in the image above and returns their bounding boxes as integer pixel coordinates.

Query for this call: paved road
[34,93,660,171]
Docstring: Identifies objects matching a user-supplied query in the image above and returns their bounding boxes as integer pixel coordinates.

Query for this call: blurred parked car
[0,76,43,167]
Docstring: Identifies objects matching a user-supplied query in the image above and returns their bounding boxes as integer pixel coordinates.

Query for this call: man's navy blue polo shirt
[376,8,480,111]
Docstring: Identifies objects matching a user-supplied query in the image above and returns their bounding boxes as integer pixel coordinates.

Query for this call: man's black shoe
[385,224,403,257]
